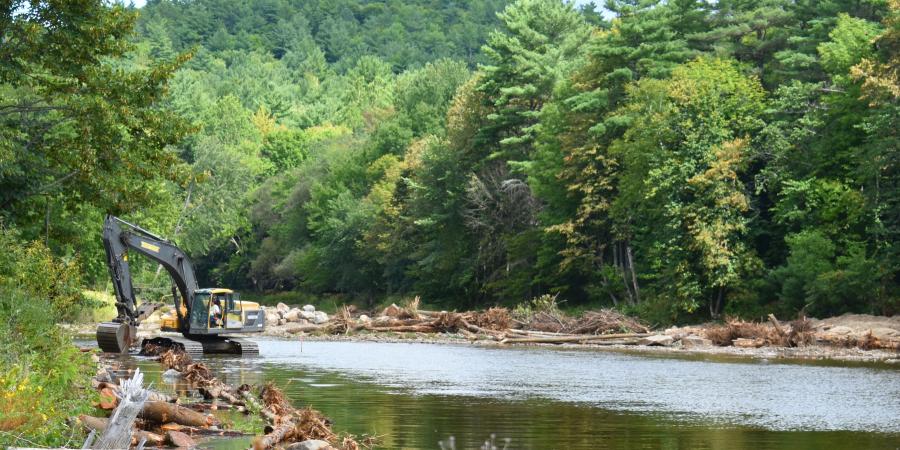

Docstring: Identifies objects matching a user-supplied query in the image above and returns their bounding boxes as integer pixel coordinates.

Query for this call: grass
[73,290,118,323]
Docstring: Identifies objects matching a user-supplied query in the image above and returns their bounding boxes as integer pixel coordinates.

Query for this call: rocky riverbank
[64,304,899,364]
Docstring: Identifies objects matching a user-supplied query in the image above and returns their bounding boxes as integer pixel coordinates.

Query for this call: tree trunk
[79,415,165,447]
[139,401,213,427]
[626,243,640,304]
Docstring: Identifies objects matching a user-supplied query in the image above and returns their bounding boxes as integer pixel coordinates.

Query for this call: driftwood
[139,401,214,427]
[79,415,165,447]
[254,421,295,450]
[96,381,177,404]
[500,332,650,345]
[93,368,149,449]
[185,402,246,413]
[284,324,327,334]
[159,422,250,437]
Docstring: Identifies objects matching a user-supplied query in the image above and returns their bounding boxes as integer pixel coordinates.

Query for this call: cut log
[98,387,118,410]
[139,401,214,427]
[241,390,278,422]
[285,324,326,334]
[165,430,196,448]
[185,402,246,413]
[93,368,150,450]
[96,381,177,403]
[161,422,250,437]
[364,324,436,333]
[733,338,765,348]
[500,332,651,345]
[253,421,295,450]
[459,319,505,339]
[78,415,164,447]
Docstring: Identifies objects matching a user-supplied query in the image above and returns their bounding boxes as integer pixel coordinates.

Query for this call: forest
[0,0,898,445]
[2,0,898,328]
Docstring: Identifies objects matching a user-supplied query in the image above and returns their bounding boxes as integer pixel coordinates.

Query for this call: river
[120,338,899,449]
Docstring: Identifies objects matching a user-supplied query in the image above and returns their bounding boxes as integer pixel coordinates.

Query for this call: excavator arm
[98,215,200,352]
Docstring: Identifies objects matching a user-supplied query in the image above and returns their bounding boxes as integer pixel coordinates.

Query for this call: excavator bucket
[96,321,136,353]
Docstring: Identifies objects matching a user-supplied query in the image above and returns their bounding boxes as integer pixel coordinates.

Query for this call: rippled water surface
[122,338,900,449]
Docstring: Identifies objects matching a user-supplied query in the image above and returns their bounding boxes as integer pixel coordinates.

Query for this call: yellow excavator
[96,215,264,357]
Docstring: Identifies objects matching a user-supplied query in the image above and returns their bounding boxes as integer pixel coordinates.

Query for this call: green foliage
[161,0,895,322]
[0,231,94,446]
[4,0,898,342]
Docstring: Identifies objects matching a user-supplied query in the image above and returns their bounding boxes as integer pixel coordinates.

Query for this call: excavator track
[140,335,258,358]
[141,335,204,359]
[223,337,259,356]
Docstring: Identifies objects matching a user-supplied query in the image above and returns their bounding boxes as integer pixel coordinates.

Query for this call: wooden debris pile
[700,314,900,350]
[252,383,362,450]
[86,348,364,449]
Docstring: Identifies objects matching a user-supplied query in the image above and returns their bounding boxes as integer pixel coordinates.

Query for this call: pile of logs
[303,301,655,346]
[83,348,362,449]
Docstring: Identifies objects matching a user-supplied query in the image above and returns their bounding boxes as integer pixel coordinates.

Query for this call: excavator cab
[188,289,250,332]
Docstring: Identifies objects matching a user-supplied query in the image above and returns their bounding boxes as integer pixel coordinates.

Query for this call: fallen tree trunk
[500,332,651,345]
[459,319,505,339]
[93,368,150,449]
[253,421,295,450]
[285,324,326,334]
[365,324,436,333]
[139,401,214,427]
[241,390,278,422]
[96,381,177,404]
[160,422,250,437]
[184,402,246,413]
[78,415,165,447]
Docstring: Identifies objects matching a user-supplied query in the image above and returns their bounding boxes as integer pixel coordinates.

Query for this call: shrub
[0,286,95,447]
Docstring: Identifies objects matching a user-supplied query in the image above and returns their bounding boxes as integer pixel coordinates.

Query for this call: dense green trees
[1,0,896,324]
[134,0,897,320]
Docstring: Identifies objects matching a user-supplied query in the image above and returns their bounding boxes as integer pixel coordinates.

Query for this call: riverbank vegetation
[2,0,897,327]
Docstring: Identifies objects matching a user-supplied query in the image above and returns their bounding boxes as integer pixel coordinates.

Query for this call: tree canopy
[1,0,897,324]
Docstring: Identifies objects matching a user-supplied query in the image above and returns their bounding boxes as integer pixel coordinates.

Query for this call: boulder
[639,334,674,346]
[284,308,303,322]
[313,311,329,324]
[162,369,182,379]
[276,302,290,314]
[359,314,371,323]
[266,311,280,324]
[680,335,712,349]
[300,310,317,321]
[285,440,335,450]
[277,318,286,326]
[870,327,899,339]
[165,430,196,448]
[302,304,316,312]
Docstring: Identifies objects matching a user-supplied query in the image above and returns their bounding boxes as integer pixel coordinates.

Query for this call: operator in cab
[211,297,223,328]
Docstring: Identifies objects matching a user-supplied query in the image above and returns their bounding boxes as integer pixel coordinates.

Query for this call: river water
[121,338,899,449]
